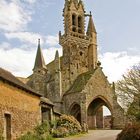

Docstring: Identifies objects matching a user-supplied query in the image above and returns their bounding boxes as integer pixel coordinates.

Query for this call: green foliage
[52,127,69,138]
[17,121,53,140]
[35,121,50,135]
[52,115,82,138]
[116,63,140,121]
[116,122,140,140]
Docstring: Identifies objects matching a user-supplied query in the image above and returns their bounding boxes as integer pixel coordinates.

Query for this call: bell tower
[63,0,85,35]
[59,0,98,93]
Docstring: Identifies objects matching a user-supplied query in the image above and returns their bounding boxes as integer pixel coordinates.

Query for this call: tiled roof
[0,67,42,97]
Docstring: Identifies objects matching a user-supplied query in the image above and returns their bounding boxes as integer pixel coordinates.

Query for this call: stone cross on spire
[87,11,96,36]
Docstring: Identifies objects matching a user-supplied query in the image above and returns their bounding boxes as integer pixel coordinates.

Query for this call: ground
[57,130,121,140]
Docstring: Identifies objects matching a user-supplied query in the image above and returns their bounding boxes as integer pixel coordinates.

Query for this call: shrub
[116,122,140,140]
[17,121,53,140]
[35,121,50,135]
[52,126,69,138]
[52,115,82,138]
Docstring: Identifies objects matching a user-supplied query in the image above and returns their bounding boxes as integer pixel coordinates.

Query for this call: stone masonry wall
[0,81,41,140]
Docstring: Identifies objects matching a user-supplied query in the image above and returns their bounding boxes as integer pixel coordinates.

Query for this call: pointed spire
[55,50,60,71]
[87,11,96,36]
[33,39,46,71]
[55,50,59,59]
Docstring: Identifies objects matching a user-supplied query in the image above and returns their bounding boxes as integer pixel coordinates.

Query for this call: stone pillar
[96,107,104,128]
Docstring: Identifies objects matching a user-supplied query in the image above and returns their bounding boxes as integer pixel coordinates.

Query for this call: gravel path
[57,130,121,140]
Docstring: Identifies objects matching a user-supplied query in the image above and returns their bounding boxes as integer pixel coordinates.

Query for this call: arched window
[78,16,82,33]
[78,16,82,27]
[72,14,76,26]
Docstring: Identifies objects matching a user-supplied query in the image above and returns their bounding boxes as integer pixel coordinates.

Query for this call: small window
[79,51,83,56]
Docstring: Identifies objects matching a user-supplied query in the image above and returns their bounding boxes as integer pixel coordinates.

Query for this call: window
[72,14,76,26]
[78,16,82,27]
[5,114,11,140]
[41,107,51,123]
[78,16,82,33]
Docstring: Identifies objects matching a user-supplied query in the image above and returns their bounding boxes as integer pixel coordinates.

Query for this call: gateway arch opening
[87,97,112,129]
[69,103,81,123]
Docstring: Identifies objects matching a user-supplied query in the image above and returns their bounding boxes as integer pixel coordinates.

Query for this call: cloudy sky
[0,0,140,82]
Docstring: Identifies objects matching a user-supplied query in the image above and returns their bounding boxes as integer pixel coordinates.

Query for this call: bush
[116,122,140,140]
[17,121,53,140]
[52,115,82,138]
[35,121,50,135]
[52,126,69,138]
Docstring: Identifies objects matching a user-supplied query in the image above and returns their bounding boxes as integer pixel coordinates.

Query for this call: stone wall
[0,81,41,140]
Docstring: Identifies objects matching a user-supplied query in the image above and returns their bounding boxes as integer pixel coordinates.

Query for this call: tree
[116,63,140,121]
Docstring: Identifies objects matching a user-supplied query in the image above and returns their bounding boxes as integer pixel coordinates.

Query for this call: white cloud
[5,32,45,45]
[0,41,139,83]
[100,51,140,82]
[22,0,36,4]
[5,32,59,46]
[0,42,62,77]
[0,0,31,32]
[46,35,59,46]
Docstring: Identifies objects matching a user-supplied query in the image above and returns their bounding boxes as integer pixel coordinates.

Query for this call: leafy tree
[116,63,140,121]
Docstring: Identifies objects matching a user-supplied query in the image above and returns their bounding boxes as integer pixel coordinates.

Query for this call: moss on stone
[67,70,96,93]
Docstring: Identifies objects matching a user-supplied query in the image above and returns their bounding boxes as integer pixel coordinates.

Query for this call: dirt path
[57,130,121,140]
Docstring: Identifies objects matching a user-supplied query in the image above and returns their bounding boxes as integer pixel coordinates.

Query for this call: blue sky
[0,0,140,82]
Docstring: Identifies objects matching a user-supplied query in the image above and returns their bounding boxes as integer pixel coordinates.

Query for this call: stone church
[0,1,126,139]
[27,0,125,129]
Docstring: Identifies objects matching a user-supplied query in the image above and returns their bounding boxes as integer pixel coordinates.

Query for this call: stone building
[0,68,57,140]
[27,0,126,129]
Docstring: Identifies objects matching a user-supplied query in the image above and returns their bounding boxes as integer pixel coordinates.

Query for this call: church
[0,0,125,139]
[27,0,125,129]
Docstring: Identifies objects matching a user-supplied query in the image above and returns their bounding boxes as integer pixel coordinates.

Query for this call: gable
[66,69,97,94]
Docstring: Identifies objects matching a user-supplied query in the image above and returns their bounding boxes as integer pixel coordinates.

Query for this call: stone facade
[26,0,126,129]
[0,80,41,140]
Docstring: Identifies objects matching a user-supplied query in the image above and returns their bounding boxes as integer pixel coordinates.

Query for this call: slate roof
[0,67,42,97]
[65,69,97,95]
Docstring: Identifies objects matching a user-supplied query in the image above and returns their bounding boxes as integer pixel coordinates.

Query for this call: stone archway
[69,103,81,123]
[87,96,113,129]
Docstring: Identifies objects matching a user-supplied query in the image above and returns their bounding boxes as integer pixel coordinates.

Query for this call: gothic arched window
[72,14,76,26]
[78,16,82,33]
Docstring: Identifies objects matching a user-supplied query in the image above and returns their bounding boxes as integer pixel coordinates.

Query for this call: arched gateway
[62,68,126,129]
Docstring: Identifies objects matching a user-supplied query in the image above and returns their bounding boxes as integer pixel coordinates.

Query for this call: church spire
[87,12,96,36]
[33,39,46,71]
